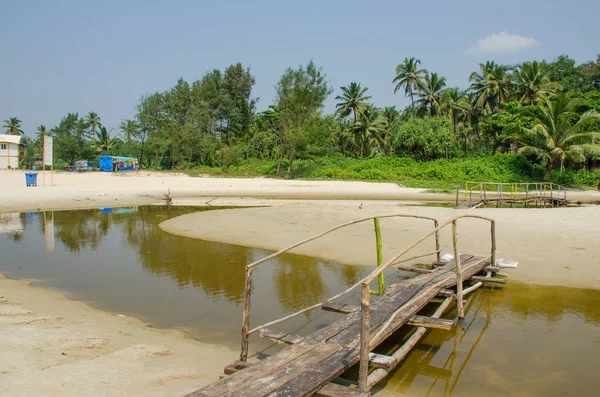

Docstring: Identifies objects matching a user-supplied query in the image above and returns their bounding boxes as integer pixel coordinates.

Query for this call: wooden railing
[356,215,496,391]
[462,182,567,205]
[239,214,441,362]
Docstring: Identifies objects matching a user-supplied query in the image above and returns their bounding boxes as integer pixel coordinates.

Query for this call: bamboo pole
[483,183,487,203]
[452,221,464,319]
[434,220,441,262]
[240,267,253,361]
[372,218,384,295]
[366,296,453,389]
[358,284,371,392]
[246,214,438,270]
[490,221,496,267]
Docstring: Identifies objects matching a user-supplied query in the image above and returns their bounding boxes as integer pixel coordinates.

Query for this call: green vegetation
[6,54,600,188]
[181,154,599,190]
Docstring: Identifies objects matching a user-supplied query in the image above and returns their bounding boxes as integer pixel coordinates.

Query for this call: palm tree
[415,72,447,116]
[351,106,387,157]
[512,93,600,180]
[120,119,139,142]
[84,112,102,136]
[468,61,512,114]
[36,125,49,137]
[440,88,471,149]
[94,126,116,153]
[335,82,372,122]
[3,117,24,135]
[513,61,561,105]
[381,106,399,154]
[393,57,427,113]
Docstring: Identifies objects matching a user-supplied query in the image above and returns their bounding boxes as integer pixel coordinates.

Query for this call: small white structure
[0,134,22,169]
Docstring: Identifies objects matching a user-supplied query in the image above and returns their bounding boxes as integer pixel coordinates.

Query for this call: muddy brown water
[1,206,599,396]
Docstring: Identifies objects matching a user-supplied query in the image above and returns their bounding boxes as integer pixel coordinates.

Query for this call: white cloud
[467,31,539,54]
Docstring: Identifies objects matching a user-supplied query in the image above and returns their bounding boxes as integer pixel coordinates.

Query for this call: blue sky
[1,0,598,137]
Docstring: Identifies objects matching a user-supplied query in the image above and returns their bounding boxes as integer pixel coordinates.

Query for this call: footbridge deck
[187,215,508,396]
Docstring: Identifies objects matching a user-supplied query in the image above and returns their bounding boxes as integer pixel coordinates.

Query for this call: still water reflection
[0,206,368,349]
[1,207,599,396]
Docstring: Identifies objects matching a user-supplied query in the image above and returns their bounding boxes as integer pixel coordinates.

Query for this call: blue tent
[99,156,138,172]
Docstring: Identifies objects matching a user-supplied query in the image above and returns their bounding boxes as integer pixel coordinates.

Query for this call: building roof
[0,134,23,145]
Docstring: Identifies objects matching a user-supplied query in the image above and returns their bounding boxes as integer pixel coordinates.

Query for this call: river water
[1,206,598,396]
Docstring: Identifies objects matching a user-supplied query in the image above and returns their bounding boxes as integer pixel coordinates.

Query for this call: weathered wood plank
[235,343,342,397]
[322,302,358,314]
[266,347,358,397]
[259,328,304,345]
[326,284,423,346]
[186,340,321,397]
[407,315,454,331]
[223,360,253,375]
[470,275,506,284]
[315,383,370,397]
[397,265,433,274]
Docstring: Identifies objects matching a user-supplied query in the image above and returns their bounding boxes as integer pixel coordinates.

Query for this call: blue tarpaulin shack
[98,156,139,172]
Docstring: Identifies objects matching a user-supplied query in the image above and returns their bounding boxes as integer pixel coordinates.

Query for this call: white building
[0,134,22,169]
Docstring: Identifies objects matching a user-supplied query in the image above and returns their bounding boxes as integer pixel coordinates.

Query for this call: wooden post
[464,183,468,202]
[483,183,487,203]
[372,218,384,295]
[455,188,459,207]
[490,220,496,267]
[240,267,253,361]
[498,184,502,204]
[434,220,441,262]
[358,284,371,392]
[452,220,464,319]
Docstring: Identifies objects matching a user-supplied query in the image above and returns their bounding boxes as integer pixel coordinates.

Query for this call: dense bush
[182,154,600,189]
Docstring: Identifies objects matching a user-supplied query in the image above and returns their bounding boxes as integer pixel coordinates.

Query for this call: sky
[1,0,599,137]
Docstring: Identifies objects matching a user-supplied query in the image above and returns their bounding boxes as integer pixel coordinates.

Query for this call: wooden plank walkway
[188,255,492,397]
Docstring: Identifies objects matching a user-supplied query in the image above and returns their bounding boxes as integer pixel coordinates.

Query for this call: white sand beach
[1,169,599,396]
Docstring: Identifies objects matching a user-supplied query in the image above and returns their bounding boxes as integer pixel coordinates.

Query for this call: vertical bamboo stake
[452,221,464,319]
[240,267,253,361]
[464,183,468,202]
[373,218,384,295]
[358,284,371,392]
[434,220,441,262]
[483,183,487,203]
[490,220,496,267]
[455,189,459,207]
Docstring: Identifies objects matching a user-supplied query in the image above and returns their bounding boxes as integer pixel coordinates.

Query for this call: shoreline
[160,202,600,291]
[0,271,238,396]
[2,169,599,213]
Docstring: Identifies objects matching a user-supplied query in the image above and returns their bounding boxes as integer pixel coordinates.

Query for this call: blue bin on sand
[25,172,38,187]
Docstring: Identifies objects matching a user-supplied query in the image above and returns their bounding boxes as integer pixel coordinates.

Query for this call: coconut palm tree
[468,61,512,114]
[381,106,399,155]
[93,126,117,153]
[351,106,387,157]
[415,72,447,116]
[119,119,139,142]
[3,117,24,135]
[36,125,49,137]
[513,61,561,105]
[393,57,427,113]
[84,112,102,136]
[440,88,471,149]
[512,93,600,180]
[335,82,372,122]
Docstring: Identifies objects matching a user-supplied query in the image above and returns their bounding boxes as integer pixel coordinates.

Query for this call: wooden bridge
[187,214,507,396]
[455,182,568,209]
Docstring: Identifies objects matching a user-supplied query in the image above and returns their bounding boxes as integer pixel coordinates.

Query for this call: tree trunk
[543,161,553,181]
[284,156,294,180]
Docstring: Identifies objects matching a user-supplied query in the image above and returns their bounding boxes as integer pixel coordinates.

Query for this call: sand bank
[3,169,599,213]
[0,273,237,396]
[160,203,600,290]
